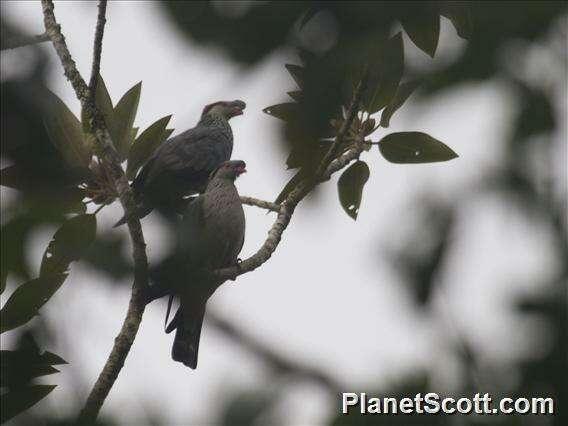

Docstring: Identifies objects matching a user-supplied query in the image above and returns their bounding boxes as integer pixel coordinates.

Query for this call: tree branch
[240,196,281,213]
[39,1,148,422]
[208,311,344,393]
[42,0,366,419]
[215,80,367,282]
[0,32,50,51]
[88,0,107,102]
[315,75,367,177]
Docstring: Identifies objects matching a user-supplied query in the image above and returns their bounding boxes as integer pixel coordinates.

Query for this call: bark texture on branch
[240,196,281,212]
[214,142,365,281]
[88,0,107,102]
[41,0,368,420]
[40,1,149,422]
[214,80,367,282]
[315,77,367,177]
[0,32,50,51]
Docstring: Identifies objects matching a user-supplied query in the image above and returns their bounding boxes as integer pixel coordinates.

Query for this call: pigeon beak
[231,107,244,116]
[237,166,247,175]
[230,101,246,117]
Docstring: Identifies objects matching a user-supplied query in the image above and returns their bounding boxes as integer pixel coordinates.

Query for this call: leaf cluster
[1,76,173,421]
[263,11,460,219]
[0,334,67,424]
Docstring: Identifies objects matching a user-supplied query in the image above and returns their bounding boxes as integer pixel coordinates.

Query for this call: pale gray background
[1,1,565,425]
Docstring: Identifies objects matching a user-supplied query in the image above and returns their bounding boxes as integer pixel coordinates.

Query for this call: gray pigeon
[114,100,246,226]
[148,160,247,368]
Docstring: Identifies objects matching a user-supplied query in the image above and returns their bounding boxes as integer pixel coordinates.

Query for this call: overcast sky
[1,1,565,425]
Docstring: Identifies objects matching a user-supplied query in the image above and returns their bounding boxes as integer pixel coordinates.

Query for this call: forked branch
[40,0,149,422]
[215,80,368,281]
[41,0,367,421]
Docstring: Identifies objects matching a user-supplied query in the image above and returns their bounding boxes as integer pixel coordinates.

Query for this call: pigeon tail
[168,302,206,369]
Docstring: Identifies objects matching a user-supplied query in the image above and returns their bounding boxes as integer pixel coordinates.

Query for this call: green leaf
[0,385,56,424]
[0,167,86,213]
[285,64,305,88]
[0,274,67,333]
[378,132,458,163]
[39,214,97,276]
[263,103,300,122]
[43,91,91,170]
[1,349,67,387]
[126,115,173,180]
[380,79,422,127]
[112,82,142,161]
[82,75,114,133]
[275,169,305,204]
[47,188,87,215]
[1,366,60,387]
[1,217,33,293]
[400,9,440,57]
[286,145,311,170]
[365,32,405,113]
[285,139,330,171]
[40,351,68,365]
[60,195,87,214]
[287,90,302,102]
[83,233,132,280]
[96,74,114,111]
[514,85,555,141]
[0,357,59,387]
[337,160,370,220]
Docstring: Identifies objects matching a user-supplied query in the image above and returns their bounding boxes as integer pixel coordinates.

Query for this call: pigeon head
[212,160,247,181]
[202,100,246,120]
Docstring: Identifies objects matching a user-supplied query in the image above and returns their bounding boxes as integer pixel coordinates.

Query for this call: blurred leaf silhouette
[337,160,370,220]
[0,274,67,334]
[377,132,458,164]
[386,201,454,307]
[0,332,66,424]
[126,115,174,180]
[39,214,97,276]
[1,1,566,425]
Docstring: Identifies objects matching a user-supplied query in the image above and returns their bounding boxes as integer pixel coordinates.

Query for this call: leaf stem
[315,70,368,178]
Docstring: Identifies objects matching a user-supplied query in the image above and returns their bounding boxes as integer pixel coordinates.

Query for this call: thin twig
[322,136,367,180]
[0,32,50,51]
[315,72,368,177]
[240,196,281,213]
[42,0,367,419]
[208,311,344,393]
[88,0,107,104]
[214,83,367,282]
[39,1,149,422]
